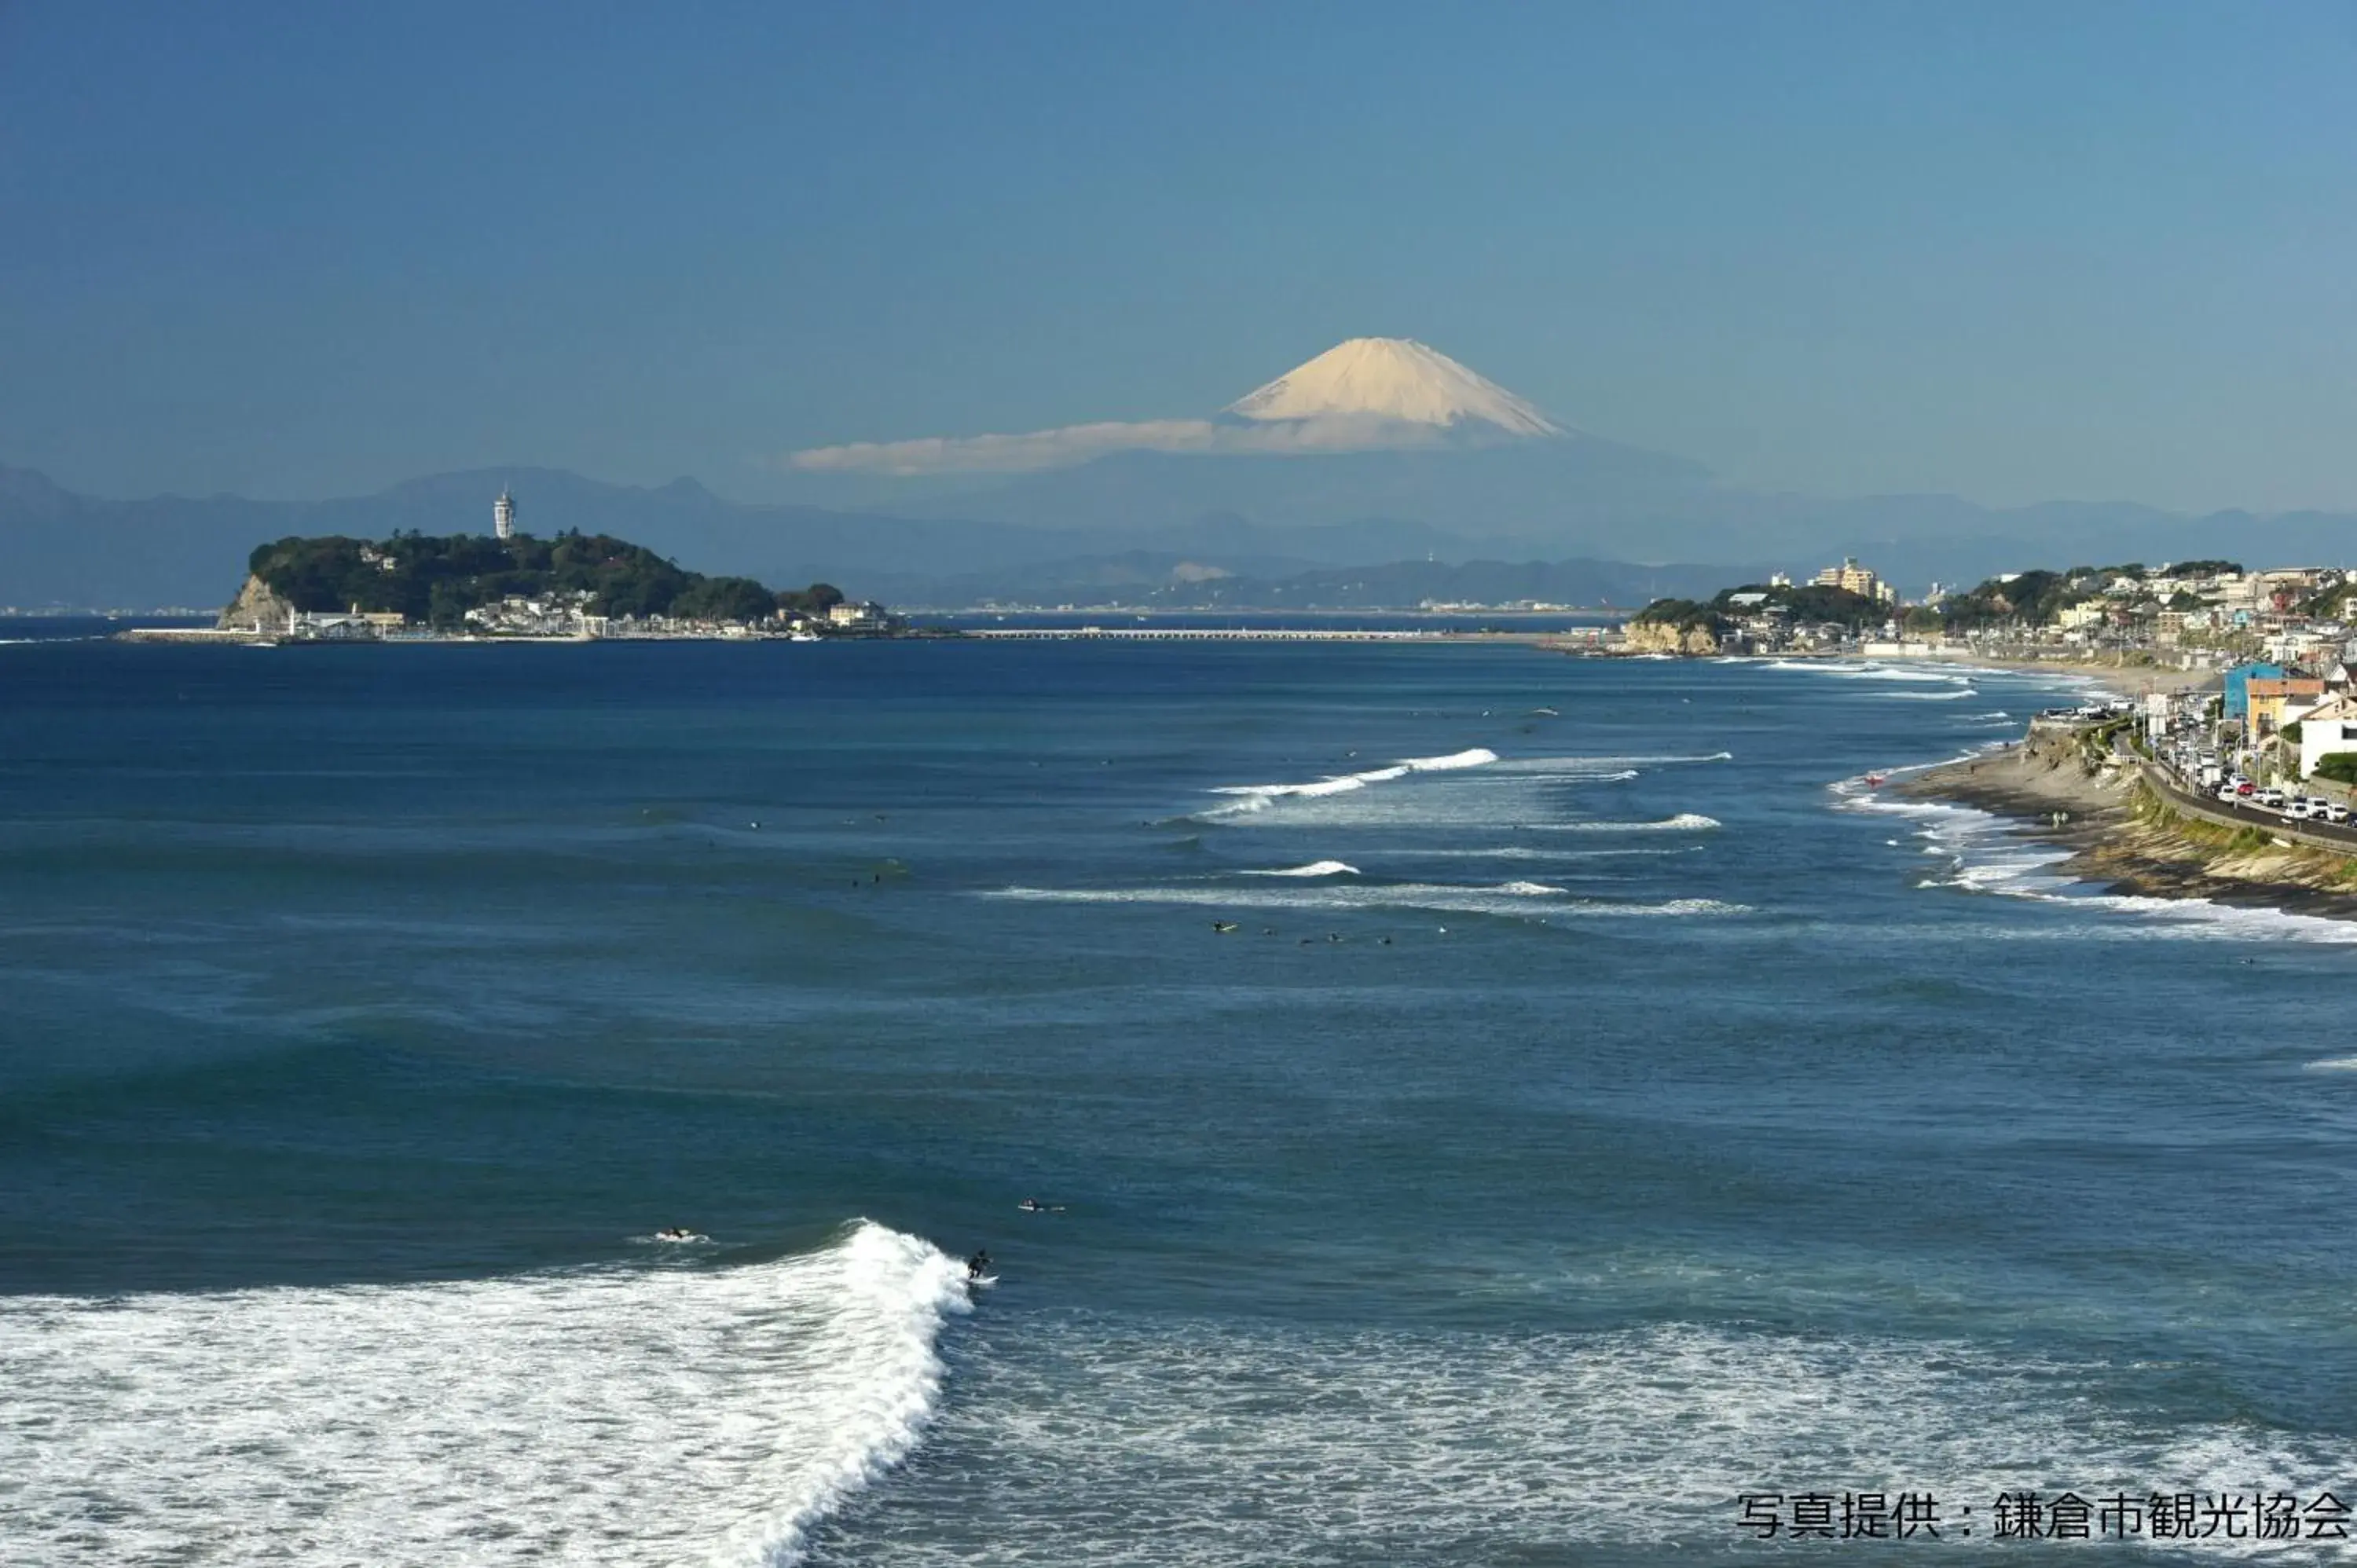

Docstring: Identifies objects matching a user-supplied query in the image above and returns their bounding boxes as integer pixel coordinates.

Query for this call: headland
[1894,707,2357,919]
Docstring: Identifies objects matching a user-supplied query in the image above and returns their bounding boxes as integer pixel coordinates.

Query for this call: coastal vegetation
[247,532,844,628]
[1930,562,2231,630]
[2313,753,2357,786]
[1637,556,2266,653]
[1629,581,1884,648]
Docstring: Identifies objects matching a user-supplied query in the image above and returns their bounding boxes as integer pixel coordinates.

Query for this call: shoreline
[1892,728,2357,921]
[1925,653,2220,694]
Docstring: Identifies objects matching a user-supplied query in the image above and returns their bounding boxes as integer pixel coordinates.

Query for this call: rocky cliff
[217,573,295,632]
[1623,619,1720,655]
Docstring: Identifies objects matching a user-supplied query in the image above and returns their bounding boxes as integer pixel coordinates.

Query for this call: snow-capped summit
[1225,337,1563,438]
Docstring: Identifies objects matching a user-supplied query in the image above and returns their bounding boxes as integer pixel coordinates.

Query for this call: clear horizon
[5,3,2354,515]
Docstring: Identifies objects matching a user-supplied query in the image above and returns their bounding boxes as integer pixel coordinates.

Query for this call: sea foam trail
[1761,659,1974,683]
[0,1220,969,1568]
[1534,812,1721,833]
[1841,782,2357,946]
[1402,748,1499,771]
[981,884,1747,919]
[1203,749,1498,816]
[857,1316,2357,1564]
[1486,751,1731,771]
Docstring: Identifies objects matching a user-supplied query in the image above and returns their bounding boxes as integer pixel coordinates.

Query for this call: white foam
[1534,812,1721,833]
[1211,768,1396,803]
[1242,860,1360,877]
[1842,779,2357,946]
[1762,658,1972,684]
[0,1221,968,1568]
[981,883,1747,920]
[2307,1057,2357,1071]
[1402,747,1499,771]
[1203,749,1504,817]
[868,1316,2353,1563]
[1401,844,1697,861]
[1210,750,1719,818]
[1486,751,1731,771]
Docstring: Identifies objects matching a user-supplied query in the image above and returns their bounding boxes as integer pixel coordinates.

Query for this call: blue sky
[4,2,2354,512]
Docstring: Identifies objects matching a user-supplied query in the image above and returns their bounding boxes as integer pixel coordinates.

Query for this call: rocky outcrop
[1899,743,2357,918]
[1623,619,1720,656]
[218,573,295,632]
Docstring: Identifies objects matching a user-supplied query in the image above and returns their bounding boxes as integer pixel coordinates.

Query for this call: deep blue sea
[5,631,2356,1566]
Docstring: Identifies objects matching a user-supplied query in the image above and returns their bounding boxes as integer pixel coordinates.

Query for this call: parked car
[2257,788,2287,809]
[2329,802,2352,825]
[2235,780,2256,797]
[2286,797,2314,819]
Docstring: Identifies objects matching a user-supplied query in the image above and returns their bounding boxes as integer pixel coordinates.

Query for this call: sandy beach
[1934,654,2220,694]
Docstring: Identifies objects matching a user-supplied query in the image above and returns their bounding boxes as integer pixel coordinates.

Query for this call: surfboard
[968,1274,999,1288]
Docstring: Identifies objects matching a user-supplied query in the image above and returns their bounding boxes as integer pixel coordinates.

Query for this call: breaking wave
[1402,748,1500,771]
[1841,781,2357,946]
[1534,812,1721,833]
[854,1314,2357,1564]
[1762,659,1975,684]
[1398,844,1699,861]
[0,1221,970,1568]
[1486,751,1731,771]
[981,883,1747,920]
[1242,860,1360,877]
[1203,749,1501,815]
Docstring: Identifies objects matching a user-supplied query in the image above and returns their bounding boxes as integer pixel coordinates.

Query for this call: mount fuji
[1222,337,1564,439]
[803,335,1710,544]
[772,339,2255,578]
[5,339,2326,609]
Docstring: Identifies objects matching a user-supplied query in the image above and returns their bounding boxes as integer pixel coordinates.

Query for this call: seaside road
[2145,761,2357,853]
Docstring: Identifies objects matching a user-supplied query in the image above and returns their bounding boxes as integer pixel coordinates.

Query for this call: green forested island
[247,532,845,628]
[1631,581,1885,636]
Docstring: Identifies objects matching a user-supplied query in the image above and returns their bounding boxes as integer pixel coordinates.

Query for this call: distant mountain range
[8,453,2357,614]
[7,337,2356,612]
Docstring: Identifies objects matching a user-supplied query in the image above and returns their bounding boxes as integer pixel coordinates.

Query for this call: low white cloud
[784,413,1448,476]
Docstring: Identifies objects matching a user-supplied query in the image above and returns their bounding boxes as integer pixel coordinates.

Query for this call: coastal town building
[495,489,517,541]
[2297,694,2357,779]
[2244,676,2324,738]
[825,599,893,630]
[1810,558,1895,604]
[2223,664,2286,723]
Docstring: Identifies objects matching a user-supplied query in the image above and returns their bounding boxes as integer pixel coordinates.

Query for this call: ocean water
[5,637,2355,1565]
